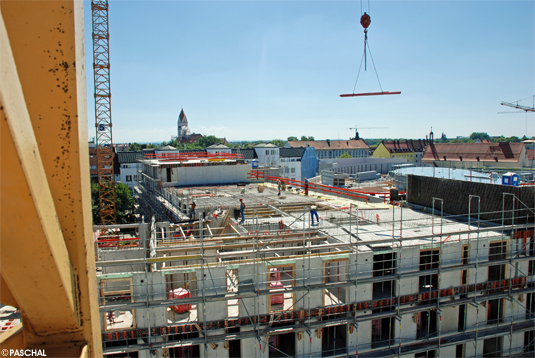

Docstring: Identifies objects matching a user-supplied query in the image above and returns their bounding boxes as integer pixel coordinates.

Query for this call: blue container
[502,172,519,186]
[252,160,259,168]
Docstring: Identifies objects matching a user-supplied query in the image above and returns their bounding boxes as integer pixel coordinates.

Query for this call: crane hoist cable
[340,3,401,98]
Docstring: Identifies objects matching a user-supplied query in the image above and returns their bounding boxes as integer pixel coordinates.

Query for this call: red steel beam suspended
[340,91,401,97]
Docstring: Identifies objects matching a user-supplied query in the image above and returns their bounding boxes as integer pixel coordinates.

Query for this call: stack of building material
[168,288,191,314]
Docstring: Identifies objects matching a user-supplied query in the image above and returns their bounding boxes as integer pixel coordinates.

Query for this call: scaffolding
[96,183,535,357]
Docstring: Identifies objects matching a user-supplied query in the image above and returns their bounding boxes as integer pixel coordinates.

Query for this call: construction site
[1,1,534,358]
[96,171,535,358]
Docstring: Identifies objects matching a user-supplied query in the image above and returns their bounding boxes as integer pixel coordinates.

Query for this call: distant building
[174,109,203,145]
[114,151,144,188]
[279,147,318,181]
[231,148,258,164]
[206,144,231,155]
[253,143,280,166]
[523,139,535,168]
[284,139,369,160]
[140,152,250,187]
[177,108,191,141]
[373,136,429,164]
[423,142,528,169]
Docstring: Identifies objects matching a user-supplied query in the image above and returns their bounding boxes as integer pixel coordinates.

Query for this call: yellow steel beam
[0,274,18,308]
[0,14,78,334]
[0,1,101,354]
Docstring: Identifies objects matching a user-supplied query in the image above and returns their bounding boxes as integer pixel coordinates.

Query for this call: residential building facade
[373,139,429,163]
[279,147,318,181]
[284,139,370,159]
[423,142,528,169]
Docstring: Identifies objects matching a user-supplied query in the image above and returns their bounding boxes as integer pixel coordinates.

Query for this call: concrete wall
[319,157,407,174]
[100,248,145,274]
[155,163,251,187]
[406,174,535,225]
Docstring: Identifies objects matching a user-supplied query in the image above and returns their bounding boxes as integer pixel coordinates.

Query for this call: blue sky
[84,1,534,143]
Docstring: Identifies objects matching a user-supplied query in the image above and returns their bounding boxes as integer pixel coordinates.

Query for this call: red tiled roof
[286,139,369,150]
[527,149,535,159]
[382,139,428,153]
[177,133,203,144]
[423,142,525,163]
[178,109,187,123]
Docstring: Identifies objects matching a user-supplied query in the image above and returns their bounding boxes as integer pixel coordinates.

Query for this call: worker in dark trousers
[311,205,319,225]
[190,201,196,219]
[277,179,281,196]
[304,177,309,196]
[239,198,246,224]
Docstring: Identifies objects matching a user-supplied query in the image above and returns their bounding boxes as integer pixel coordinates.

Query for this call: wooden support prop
[340,91,401,97]
[194,323,218,349]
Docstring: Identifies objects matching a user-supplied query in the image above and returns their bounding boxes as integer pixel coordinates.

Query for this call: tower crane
[349,126,388,140]
[92,0,116,225]
[500,97,535,113]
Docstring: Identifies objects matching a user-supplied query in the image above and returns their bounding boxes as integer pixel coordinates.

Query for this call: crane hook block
[360,12,371,29]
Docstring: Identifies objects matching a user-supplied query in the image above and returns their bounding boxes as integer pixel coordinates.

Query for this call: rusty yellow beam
[0,1,101,354]
[0,12,77,333]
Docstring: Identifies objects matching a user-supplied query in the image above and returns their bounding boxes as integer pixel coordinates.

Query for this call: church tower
[177,108,191,140]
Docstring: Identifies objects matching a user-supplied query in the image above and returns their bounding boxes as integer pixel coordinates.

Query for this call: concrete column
[195,266,228,358]
[509,332,526,355]
[137,337,166,358]
[439,306,458,336]
[464,303,486,357]
[295,257,323,311]
[399,247,419,297]
[199,329,229,358]
[438,345,456,357]
[133,274,167,325]
[347,250,373,353]
[469,236,490,285]
[240,326,269,358]
[399,312,417,346]
[295,318,322,357]
[238,262,268,320]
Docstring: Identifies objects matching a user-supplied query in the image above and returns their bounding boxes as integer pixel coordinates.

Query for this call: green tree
[300,136,314,141]
[197,135,221,148]
[506,136,520,142]
[91,182,136,225]
[129,142,142,151]
[339,152,352,158]
[469,132,490,141]
[287,136,298,141]
[271,139,286,147]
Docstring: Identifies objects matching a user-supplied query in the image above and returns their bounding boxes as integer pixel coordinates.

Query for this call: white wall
[118,162,142,188]
[279,157,301,181]
[154,163,251,187]
[255,147,280,166]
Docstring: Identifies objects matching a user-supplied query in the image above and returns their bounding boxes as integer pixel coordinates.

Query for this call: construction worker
[311,205,319,226]
[304,177,309,196]
[190,201,196,219]
[277,179,282,196]
[239,198,246,224]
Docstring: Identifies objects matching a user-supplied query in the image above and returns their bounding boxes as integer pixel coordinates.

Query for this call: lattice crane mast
[92,0,116,225]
